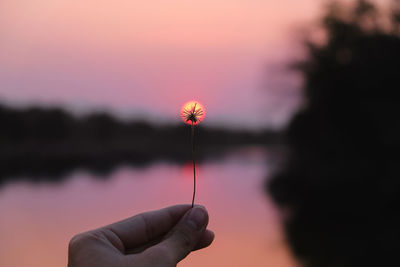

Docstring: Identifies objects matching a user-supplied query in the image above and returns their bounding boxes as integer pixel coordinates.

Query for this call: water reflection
[0,148,297,267]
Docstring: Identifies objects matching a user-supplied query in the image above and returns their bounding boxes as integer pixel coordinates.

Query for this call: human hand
[68,205,214,267]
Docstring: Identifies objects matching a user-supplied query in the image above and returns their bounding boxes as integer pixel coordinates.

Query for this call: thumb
[151,205,209,263]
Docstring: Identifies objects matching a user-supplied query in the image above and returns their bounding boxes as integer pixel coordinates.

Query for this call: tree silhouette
[0,103,279,183]
[268,1,400,266]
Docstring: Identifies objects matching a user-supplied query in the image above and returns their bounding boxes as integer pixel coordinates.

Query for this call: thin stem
[191,122,196,208]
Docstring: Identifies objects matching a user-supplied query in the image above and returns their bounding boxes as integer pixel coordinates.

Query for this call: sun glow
[180,101,206,125]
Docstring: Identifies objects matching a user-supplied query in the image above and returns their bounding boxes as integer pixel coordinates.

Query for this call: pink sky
[0,0,326,128]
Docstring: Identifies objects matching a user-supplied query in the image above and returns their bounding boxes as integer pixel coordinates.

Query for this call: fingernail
[185,207,207,230]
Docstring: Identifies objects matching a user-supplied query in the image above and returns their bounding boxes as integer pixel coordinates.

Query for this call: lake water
[0,147,298,267]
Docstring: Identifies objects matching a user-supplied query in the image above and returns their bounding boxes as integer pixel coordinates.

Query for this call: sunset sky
[1,1,394,267]
[0,0,329,128]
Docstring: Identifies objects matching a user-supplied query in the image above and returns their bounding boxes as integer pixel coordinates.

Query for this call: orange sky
[0,0,326,128]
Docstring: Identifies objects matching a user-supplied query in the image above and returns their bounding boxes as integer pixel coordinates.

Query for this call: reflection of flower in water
[180,101,205,125]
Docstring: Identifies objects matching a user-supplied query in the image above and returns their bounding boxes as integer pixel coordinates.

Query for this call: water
[0,147,297,267]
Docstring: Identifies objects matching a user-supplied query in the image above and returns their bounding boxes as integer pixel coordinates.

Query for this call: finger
[103,204,192,250]
[125,228,214,254]
[193,229,215,251]
[148,205,210,263]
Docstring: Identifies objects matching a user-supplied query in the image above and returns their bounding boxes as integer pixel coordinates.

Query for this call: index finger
[102,204,192,250]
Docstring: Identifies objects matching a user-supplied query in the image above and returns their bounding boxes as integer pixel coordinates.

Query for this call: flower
[180,101,205,125]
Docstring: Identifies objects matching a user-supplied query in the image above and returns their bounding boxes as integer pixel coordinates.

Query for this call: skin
[68,205,214,267]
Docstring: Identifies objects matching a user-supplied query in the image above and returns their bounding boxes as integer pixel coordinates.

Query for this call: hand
[68,205,214,267]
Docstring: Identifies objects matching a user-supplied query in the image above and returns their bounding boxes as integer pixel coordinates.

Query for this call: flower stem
[191,122,196,208]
